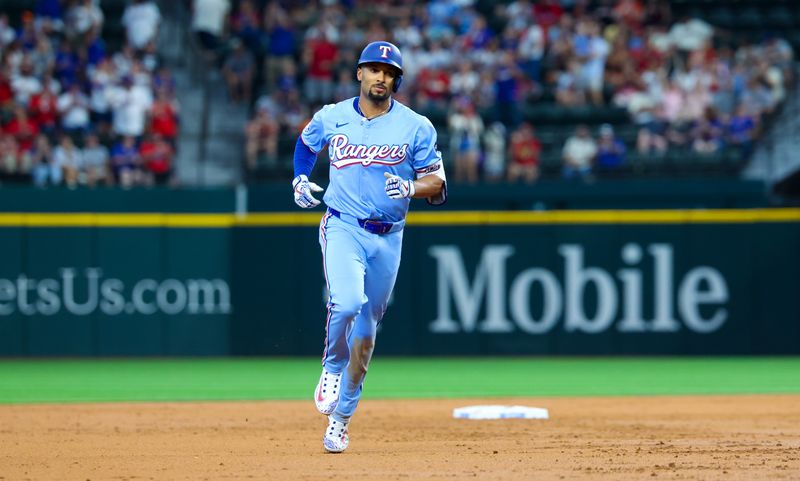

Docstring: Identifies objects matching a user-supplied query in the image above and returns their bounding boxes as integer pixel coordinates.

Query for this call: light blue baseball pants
[318,211,402,422]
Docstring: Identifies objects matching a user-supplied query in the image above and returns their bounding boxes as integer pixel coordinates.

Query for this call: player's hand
[384,172,415,199]
[292,175,324,208]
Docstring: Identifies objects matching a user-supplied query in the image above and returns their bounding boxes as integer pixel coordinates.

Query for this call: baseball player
[292,41,447,453]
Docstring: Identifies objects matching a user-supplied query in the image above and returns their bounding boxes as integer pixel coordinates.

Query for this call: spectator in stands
[0,14,16,50]
[30,36,55,78]
[473,70,495,111]
[556,59,586,106]
[152,65,176,96]
[0,134,22,177]
[0,67,13,116]
[448,97,484,184]
[64,0,103,49]
[740,77,774,119]
[669,16,714,67]
[416,61,451,110]
[244,107,279,170]
[229,0,261,54]
[277,87,309,134]
[302,29,338,107]
[507,122,541,184]
[222,38,254,103]
[111,44,136,78]
[149,90,179,142]
[110,135,141,188]
[6,104,39,154]
[262,3,295,92]
[503,0,534,32]
[517,22,545,84]
[28,79,59,135]
[595,123,627,172]
[727,104,757,159]
[482,122,506,183]
[270,57,297,93]
[52,134,82,188]
[57,82,91,135]
[16,11,38,51]
[691,118,723,155]
[682,80,712,122]
[122,0,161,52]
[613,0,645,29]
[637,105,668,155]
[86,32,107,68]
[494,51,522,128]
[139,41,160,73]
[88,58,115,137]
[392,13,423,49]
[192,0,230,56]
[30,133,56,187]
[562,124,597,181]
[688,106,724,154]
[81,131,109,187]
[139,133,174,185]
[580,20,609,105]
[108,75,153,138]
[53,41,79,87]
[534,0,564,30]
[333,69,358,102]
[11,59,42,106]
[34,0,64,29]
[449,61,480,99]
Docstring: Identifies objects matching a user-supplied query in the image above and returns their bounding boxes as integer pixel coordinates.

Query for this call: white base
[453,405,549,420]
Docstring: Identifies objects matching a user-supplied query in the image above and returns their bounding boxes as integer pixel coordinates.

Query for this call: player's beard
[366,84,390,102]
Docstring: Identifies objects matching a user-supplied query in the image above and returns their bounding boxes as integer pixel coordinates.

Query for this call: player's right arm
[292,105,332,208]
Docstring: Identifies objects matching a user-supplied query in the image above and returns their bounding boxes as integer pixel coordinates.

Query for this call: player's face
[357,63,398,101]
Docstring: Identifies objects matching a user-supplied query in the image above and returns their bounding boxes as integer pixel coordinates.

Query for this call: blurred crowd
[196,0,794,183]
[0,0,178,188]
[1,0,794,188]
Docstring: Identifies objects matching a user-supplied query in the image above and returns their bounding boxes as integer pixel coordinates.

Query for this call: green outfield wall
[1,208,798,356]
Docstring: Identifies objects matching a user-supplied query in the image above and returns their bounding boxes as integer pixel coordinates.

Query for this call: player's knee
[332,298,363,319]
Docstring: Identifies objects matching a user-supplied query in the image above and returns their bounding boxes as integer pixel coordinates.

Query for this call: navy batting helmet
[357,41,403,92]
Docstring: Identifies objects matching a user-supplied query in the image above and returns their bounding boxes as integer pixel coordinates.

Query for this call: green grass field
[1,357,799,404]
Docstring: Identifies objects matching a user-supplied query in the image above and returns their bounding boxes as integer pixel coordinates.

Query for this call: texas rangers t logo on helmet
[357,41,404,92]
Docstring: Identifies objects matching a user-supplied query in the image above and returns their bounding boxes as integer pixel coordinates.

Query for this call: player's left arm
[411,117,447,205]
[410,173,444,198]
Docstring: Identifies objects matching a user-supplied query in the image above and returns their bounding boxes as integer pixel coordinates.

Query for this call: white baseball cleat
[314,368,342,415]
[323,415,349,453]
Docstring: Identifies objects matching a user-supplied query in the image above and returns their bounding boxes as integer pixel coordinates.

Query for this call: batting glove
[292,175,324,208]
[384,172,415,199]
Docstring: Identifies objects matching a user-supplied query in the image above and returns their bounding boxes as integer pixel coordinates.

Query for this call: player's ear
[356,67,362,82]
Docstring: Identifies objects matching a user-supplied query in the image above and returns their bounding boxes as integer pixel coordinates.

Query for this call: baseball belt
[327,207,404,235]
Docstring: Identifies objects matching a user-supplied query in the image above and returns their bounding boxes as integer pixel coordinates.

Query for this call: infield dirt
[2,395,799,480]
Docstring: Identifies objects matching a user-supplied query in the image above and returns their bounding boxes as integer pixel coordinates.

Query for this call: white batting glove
[292,175,324,208]
[384,172,415,199]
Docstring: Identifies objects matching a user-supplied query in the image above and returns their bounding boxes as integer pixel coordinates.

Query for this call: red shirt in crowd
[534,0,564,29]
[5,117,39,152]
[417,67,450,101]
[510,137,541,167]
[140,138,174,175]
[150,100,178,139]
[0,75,12,106]
[28,92,59,131]
[306,38,338,80]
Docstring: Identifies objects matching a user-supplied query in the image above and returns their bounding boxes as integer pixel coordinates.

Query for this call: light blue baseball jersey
[301,97,442,223]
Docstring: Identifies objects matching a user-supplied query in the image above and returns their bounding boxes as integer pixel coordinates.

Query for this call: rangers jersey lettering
[301,97,442,222]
